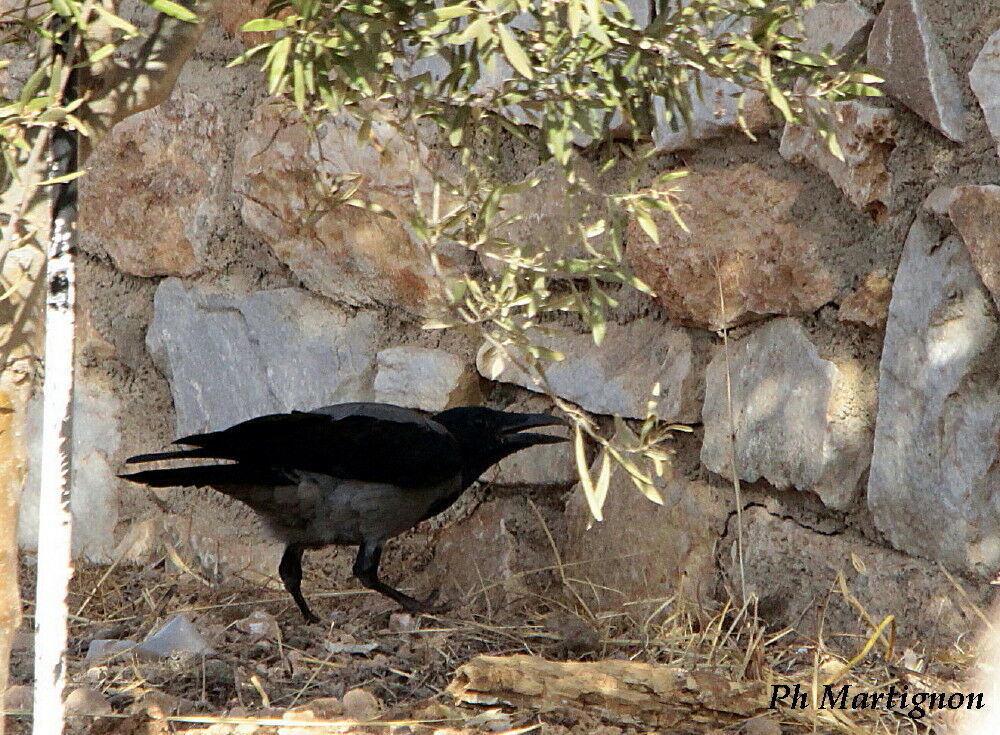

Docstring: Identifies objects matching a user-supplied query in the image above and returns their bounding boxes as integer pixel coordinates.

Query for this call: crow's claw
[400,590,448,615]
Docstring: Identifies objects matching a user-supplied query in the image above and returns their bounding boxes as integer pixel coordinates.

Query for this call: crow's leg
[352,541,445,614]
[279,545,319,623]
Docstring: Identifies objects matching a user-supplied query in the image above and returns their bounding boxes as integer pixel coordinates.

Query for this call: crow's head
[433,406,569,487]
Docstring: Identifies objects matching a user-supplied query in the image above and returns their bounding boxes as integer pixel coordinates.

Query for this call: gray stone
[374,346,480,412]
[797,0,873,57]
[147,279,377,436]
[970,30,1000,161]
[342,689,381,721]
[867,0,966,142]
[779,101,895,210]
[70,380,122,562]
[139,614,214,658]
[651,9,775,151]
[867,218,1000,574]
[701,318,873,510]
[112,513,284,590]
[724,508,981,650]
[393,41,450,83]
[476,318,701,421]
[623,0,651,27]
[64,686,112,716]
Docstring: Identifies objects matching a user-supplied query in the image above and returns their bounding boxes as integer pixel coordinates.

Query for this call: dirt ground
[5,549,979,735]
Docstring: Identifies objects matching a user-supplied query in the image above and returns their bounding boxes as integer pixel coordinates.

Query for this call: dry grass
[4,542,983,735]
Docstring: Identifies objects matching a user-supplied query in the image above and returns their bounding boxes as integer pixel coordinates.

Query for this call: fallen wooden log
[447,654,772,729]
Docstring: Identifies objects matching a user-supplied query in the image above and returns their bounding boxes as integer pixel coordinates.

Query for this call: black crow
[120,402,567,622]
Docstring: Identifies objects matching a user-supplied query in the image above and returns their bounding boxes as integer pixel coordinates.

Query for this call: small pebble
[743,715,783,735]
[64,686,112,716]
[343,687,381,721]
[129,689,180,718]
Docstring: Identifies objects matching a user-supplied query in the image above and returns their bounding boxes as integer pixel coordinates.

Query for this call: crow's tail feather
[119,464,291,488]
[125,448,216,464]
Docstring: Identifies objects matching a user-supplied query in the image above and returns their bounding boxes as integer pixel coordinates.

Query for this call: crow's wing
[124,402,462,488]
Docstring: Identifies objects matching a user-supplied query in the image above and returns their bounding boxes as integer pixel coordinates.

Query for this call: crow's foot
[398,590,449,615]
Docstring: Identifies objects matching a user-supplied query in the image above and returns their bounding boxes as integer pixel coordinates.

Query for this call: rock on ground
[724,508,982,651]
[701,318,874,510]
[147,278,377,436]
[113,513,284,589]
[867,0,966,142]
[867,217,1000,574]
[374,346,481,412]
[64,686,112,716]
[476,318,702,421]
[625,163,843,328]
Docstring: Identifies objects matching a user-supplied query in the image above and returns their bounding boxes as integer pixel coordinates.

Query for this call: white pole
[31,115,78,735]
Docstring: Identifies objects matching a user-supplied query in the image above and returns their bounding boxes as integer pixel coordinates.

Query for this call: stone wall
[14,0,1000,650]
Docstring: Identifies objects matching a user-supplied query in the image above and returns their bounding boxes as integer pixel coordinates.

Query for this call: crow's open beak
[499,412,570,447]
